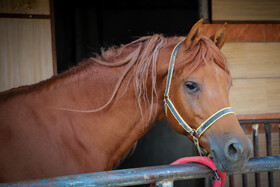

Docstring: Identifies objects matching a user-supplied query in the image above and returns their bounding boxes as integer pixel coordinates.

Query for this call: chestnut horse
[0,19,252,182]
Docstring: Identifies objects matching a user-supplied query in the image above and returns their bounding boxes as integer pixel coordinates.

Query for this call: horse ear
[184,19,204,50]
[211,23,228,49]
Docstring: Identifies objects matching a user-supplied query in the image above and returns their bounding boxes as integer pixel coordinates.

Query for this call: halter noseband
[163,41,235,157]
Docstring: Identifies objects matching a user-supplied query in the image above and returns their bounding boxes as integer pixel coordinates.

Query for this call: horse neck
[39,58,168,170]
[53,38,179,170]
[92,63,167,169]
[2,37,178,172]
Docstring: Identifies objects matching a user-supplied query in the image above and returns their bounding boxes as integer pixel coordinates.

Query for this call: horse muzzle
[210,135,253,172]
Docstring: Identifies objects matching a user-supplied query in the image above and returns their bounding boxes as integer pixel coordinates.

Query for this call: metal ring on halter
[163,40,236,157]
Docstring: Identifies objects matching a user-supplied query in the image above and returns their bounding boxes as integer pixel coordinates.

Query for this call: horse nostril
[225,142,243,162]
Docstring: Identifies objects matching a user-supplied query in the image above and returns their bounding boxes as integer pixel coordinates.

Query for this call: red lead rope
[150,156,226,187]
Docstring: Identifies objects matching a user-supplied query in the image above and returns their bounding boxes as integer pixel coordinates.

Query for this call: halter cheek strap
[163,41,236,157]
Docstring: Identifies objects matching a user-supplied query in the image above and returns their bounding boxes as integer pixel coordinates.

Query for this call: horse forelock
[175,36,230,77]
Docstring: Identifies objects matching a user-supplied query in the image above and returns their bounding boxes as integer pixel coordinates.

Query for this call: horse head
[164,19,252,172]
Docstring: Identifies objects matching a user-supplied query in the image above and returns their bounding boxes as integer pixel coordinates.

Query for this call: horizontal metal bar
[3,156,280,187]
[227,156,280,175]
[239,119,280,124]
[4,164,214,187]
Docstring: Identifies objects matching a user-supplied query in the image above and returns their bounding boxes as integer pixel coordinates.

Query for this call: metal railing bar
[242,174,248,187]
[3,164,214,187]
[227,156,280,175]
[241,124,248,187]
[265,123,273,156]
[3,156,280,187]
[239,119,280,124]
[265,123,274,187]
[252,124,260,187]
[229,175,234,187]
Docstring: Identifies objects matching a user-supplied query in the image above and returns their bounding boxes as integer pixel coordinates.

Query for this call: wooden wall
[203,0,280,117]
[203,24,280,116]
[224,43,280,115]
[0,0,55,92]
[212,0,280,22]
[0,0,50,15]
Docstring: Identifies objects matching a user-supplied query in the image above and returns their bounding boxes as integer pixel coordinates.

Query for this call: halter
[163,41,235,157]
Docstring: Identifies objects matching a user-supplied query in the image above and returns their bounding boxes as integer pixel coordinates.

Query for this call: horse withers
[0,19,252,182]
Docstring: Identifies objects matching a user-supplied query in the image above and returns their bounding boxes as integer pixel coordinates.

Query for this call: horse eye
[185,81,199,92]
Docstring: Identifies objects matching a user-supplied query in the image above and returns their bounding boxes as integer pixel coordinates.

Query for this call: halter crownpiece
[164,40,236,157]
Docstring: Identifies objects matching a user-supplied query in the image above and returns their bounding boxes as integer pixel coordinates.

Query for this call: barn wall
[0,0,50,15]
[224,43,280,115]
[203,24,280,116]
[212,0,280,22]
[0,0,55,92]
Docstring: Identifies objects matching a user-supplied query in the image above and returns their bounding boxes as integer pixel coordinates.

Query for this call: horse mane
[54,34,168,122]
[91,34,168,119]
